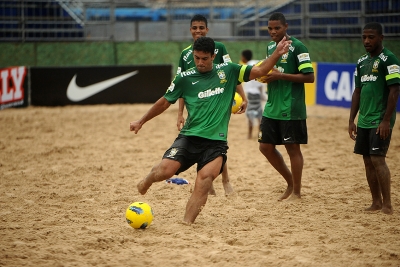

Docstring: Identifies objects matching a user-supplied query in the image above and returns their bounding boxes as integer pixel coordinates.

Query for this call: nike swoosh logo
[192,81,199,85]
[67,70,138,102]
[283,137,291,141]
[372,147,379,150]
[188,60,193,64]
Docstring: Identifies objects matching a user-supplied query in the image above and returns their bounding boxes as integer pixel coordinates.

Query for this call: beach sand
[1,104,399,266]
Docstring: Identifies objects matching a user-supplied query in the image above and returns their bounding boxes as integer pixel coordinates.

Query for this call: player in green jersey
[348,22,400,215]
[130,36,291,224]
[257,12,314,201]
[176,14,247,196]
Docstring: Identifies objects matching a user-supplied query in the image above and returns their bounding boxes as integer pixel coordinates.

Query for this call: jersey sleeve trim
[298,63,313,72]
[386,73,400,82]
[238,65,251,83]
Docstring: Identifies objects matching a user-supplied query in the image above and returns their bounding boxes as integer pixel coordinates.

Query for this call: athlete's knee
[285,144,301,157]
[151,162,177,179]
[259,143,273,156]
[369,154,386,167]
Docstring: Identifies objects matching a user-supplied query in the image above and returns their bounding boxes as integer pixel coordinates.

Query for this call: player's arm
[377,84,400,139]
[249,37,291,80]
[348,86,361,141]
[267,70,314,84]
[130,97,171,134]
[235,83,248,114]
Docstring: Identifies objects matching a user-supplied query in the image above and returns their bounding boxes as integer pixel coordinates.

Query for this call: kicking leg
[137,158,181,195]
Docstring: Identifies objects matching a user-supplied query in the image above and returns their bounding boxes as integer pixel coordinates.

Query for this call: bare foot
[364,204,382,212]
[178,220,192,226]
[137,179,151,195]
[278,186,293,201]
[381,205,393,215]
[287,193,301,202]
[223,182,234,196]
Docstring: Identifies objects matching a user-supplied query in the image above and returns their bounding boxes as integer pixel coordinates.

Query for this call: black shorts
[354,127,392,156]
[163,134,228,175]
[258,117,308,145]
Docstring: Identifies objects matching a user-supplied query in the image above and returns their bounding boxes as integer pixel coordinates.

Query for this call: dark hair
[363,22,383,35]
[193,37,215,55]
[269,12,287,25]
[242,49,253,61]
[191,14,208,27]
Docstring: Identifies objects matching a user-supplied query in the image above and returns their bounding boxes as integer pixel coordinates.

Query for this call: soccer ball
[254,60,271,83]
[125,202,154,229]
[231,92,243,113]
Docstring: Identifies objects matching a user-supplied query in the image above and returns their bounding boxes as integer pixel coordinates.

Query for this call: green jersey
[176,41,232,74]
[355,48,400,128]
[165,62,252,141]
[263,37,313,120]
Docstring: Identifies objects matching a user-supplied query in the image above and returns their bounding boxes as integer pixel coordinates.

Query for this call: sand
[1,103,399,267]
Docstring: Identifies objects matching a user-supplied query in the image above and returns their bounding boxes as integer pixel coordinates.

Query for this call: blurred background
[0,0,399,67]
[0,0,399,109]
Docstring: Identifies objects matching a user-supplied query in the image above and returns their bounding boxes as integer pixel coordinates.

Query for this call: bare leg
[363,155,383,212]
[183,157,222,224]
[285,144,303,199]
[137,159,181,195]
[221,163,234,196]
[370,155,393,214]
[208,160,234,196]
[259,143,293,200]
[248,118,253,139]
[208,182,216,196]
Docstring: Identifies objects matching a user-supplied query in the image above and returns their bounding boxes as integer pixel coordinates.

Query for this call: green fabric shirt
[263,37,314,120]
[176,41,231,74]
[165,62,252,141]
[355,47,400,128]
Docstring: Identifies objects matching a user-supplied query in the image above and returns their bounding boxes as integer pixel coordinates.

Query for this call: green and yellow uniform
[263,37,314,120]
[165,62,251,141]
[355,48,400,128]
[176,42,232,74]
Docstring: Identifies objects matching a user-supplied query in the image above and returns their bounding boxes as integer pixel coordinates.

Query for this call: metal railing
[0,0,399,42]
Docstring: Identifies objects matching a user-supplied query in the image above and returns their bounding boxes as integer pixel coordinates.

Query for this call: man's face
[190,21,209,41]
[193,50,215,73]
[267,20,288,42]
[362,29,383,55]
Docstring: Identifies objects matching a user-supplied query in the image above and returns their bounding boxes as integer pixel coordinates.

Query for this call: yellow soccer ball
[254,60,271,83]
[231,92,243,113]
[125,202,154,229]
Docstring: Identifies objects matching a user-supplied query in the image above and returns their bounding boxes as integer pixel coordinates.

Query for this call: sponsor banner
[0,66,28,110]
[30,65,172,106]
[316,62,356,108]
[316,62,400,112]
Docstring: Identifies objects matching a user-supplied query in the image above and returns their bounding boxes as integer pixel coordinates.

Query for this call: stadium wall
[1,40,399,70]
[1,40,399,111]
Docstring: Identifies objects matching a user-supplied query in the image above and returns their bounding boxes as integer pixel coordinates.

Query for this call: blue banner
[316,62,356,108]
[316,62,400,111]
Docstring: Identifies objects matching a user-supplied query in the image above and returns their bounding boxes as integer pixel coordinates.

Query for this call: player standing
[258,12,315,201]
[348,22,400,214]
